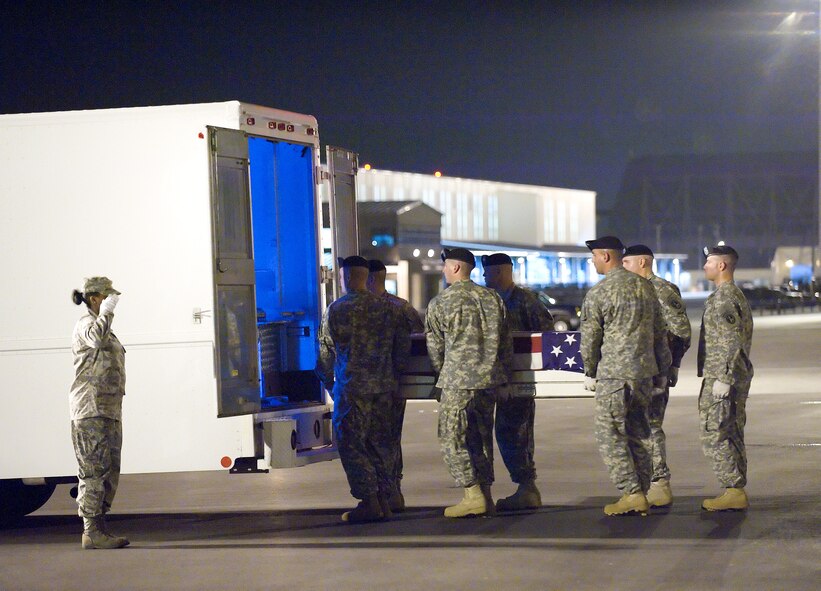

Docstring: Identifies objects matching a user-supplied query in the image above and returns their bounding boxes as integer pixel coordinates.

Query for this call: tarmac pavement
[1,314,819,590]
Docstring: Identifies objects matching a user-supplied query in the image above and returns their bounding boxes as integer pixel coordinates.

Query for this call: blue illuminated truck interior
[248,136,322,409]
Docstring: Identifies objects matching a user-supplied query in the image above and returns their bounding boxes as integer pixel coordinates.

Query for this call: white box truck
[0,101,360,519]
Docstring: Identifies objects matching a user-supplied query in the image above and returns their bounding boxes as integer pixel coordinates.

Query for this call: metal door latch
[193,308,212,324]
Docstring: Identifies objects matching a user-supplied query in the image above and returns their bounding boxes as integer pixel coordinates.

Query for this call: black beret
[624,244,654,257]
[337,255,369,269]
[703,245,739,259]
[481,253,513,267]
[440,247,476,267]
[368,259,387,272]
[585,236,625,252]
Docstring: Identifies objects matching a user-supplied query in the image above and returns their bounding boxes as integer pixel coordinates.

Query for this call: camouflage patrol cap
[337,255,369,269]
[624,244,654,257]
[83,276,121,295]
[585,236,625,252]
[703,245,739,260]
[481,253,513,267]
[441,247,475,267]
[368,259,387,273]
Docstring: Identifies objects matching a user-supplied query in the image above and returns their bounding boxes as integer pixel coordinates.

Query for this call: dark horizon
[1,1,817,216]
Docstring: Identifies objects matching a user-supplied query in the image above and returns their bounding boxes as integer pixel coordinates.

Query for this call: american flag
[541,331,584,373]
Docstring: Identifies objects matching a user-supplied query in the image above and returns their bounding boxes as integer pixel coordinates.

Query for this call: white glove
[712,380,732,398]
[584,376,597,392]
[668,366,679,388]
[98,294,119,316]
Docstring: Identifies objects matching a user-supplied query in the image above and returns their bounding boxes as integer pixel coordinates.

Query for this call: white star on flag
[541,331,584,373]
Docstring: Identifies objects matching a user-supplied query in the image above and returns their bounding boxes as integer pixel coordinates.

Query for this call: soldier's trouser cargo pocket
[71,417,122,518]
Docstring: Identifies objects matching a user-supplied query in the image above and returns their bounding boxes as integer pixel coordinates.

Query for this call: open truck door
[325,146,360,301]
[209,127,261,418]
[210,115,336,467]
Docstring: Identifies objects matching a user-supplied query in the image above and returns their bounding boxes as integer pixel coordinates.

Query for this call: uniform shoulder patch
[724,313,736,325]
[667,295,682,310]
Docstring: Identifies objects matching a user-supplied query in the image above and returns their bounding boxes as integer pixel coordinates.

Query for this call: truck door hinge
[316,166,330,184]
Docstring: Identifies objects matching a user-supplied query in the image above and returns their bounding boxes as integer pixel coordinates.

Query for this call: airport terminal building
[354,168,685,308]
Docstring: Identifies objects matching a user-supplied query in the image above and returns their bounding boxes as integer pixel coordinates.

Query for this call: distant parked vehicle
[538,292,582,332]
[741,285,818,313]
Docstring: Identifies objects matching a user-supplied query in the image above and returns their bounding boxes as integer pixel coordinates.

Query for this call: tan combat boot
[81,516,130,549]
[341,495,384,523]
[646,479,673,508]
[99,515,130,547]
[702,488,749,511]
[496,480,542,511]
[604,492,650,516]
[444,484,488,518]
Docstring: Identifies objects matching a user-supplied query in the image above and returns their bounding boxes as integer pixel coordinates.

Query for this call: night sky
[2,1,817,215]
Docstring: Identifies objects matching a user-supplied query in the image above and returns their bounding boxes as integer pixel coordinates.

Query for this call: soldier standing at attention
[366,258,424,513]
[482,252,554,511]
[70,277,130,549]
[425,248,513,518]
[623,244,691,507]
[698,245,754,511]
[581,236,671,516]
[316,256,411,523]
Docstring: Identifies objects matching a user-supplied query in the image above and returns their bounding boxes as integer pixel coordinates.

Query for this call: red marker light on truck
[246,117,255,126]
[220,456,232,468]
[277,123,286,131]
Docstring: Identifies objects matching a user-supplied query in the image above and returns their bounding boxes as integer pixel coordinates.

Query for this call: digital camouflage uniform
[381,291,424,496]
[316,290,411,501]
[70,309,126,518]
[495,284,554,484]
[697,282,754,488]
[647,273,692,482]
[581,267,671,494]
[425,280,513,488]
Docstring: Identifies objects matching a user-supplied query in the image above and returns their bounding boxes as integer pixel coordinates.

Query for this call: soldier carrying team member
[581,236,671,516]
[697,244,754,512]
[317,256,411,523]
[623,244,691,508]
[482,252,554,511]
[366,259,424,513]
[425,248,513,518]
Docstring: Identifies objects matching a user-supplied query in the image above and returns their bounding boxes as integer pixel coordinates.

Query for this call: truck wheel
[553,319,570,332]
[0,479,57,525]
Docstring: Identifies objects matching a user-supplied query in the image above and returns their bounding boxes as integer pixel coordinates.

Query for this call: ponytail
[71,289,85,306]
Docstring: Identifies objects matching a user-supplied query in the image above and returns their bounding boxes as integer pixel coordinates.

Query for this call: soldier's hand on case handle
[99,294,119,316]
[667,366,679,388]
[430,386,442,402]
[584,376,597,392]
[712,380,732,398]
